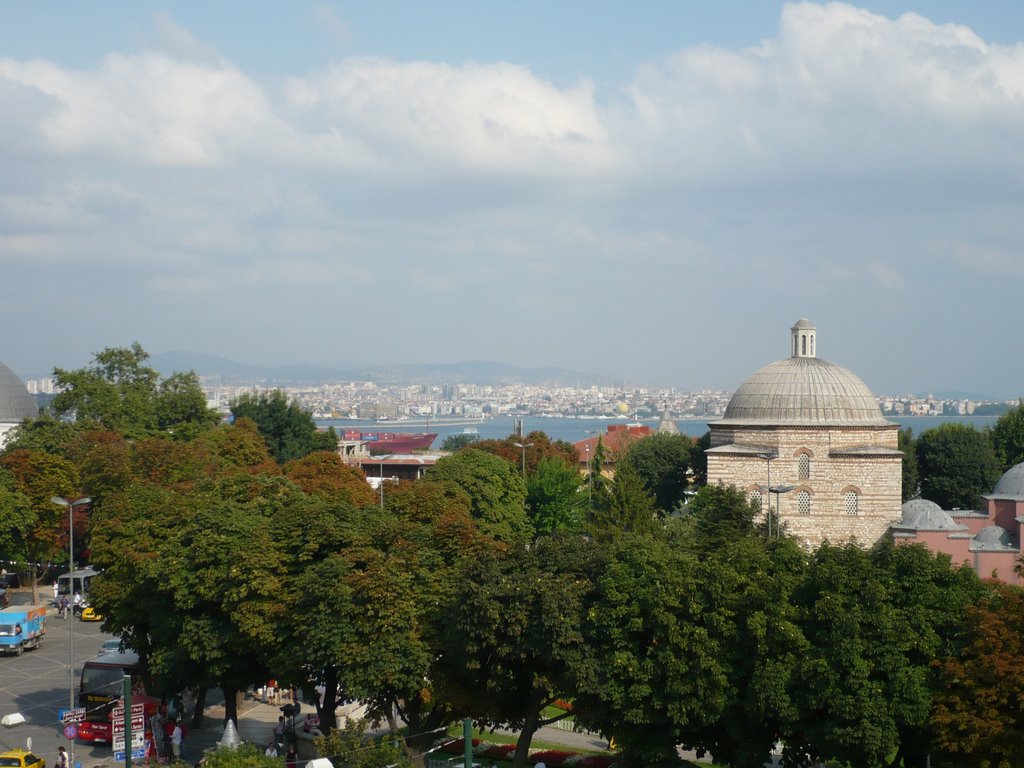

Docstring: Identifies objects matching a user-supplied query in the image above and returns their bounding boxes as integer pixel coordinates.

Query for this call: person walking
[285,743,298,768]
[59,595,70,620]
[171,719,183,760]
[55,747,68,768]
[52,581,59,604]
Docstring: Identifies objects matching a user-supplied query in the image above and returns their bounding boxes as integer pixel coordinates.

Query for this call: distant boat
[342,430,437,452]
[462,427,479,435]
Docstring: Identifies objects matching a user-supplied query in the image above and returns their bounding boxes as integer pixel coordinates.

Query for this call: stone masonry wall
[707,424,902,547]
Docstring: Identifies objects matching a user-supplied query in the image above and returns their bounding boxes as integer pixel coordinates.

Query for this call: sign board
[113,748,147,763]
[113,732,147,751]
[112,715,145,735]
[60,708,86,724]
[63,725,78,740]
[111,703,145,719]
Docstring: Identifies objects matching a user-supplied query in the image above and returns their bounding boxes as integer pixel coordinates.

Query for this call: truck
[0,605,47,655]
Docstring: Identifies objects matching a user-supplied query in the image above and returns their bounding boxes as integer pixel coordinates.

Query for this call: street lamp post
[512,442,533,477]
[51,495,91,768]
[377,455,392,509]
[768,485,797,539]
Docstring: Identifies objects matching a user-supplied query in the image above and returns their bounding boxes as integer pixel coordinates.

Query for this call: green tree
[282,451,376,508]
[931,582,1024,766]
[917,423,1000,510]
[200,743,284,768]
[423,449,531,544]
[441,433,480,452]
[684,482,759,549]
[448,535,592,768]
[899,428,920,501]
[0,469,35,572]
[52,342,217,440]
[990,398,1024,472]
[525,455,585,536]
[689,431,711,487]
[783,542,985,768]
[230,390,320,464]
[585,462,658,542]
[572,532,729,767]
[616,433,691,514]
[472,431,577,476]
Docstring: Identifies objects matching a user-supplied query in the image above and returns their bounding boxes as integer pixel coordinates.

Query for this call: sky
[2,2,1024,398]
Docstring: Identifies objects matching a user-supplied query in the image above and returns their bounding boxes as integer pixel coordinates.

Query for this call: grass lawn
[444,727,726,767]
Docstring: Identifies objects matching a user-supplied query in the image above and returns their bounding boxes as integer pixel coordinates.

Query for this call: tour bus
[57,568,100,602]
[77,650,157,744]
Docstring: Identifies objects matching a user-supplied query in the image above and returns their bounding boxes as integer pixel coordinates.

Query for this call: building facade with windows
[706,320,902,548]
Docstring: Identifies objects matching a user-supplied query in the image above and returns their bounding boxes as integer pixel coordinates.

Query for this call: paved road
[0,588,109,768]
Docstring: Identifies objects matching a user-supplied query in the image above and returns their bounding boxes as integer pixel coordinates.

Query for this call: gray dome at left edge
[0,361,39,423]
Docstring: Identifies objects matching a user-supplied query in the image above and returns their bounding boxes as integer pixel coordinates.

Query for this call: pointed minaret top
[790,319,817,358]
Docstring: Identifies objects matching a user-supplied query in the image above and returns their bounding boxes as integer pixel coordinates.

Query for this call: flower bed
[438,737,614,768]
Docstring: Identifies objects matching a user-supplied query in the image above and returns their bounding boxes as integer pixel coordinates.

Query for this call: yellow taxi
[0,748,45,768]
[80,605,103,622]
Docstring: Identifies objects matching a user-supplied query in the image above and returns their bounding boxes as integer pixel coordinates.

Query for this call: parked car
[0,749,45,768]
[0,573,21,589]
[0,589,7,609]
[99,638,124,654]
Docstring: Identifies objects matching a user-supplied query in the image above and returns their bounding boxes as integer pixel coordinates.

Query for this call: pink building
[891,462,1024,585]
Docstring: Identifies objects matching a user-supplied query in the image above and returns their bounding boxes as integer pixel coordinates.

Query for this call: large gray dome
[719,319,888,427]
[970,526,1018,552]
[992,462,1024,499]
[0,362,37,423]
[721,357,888,426]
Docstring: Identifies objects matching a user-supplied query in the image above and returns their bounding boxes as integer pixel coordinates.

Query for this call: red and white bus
[77,651,158,744]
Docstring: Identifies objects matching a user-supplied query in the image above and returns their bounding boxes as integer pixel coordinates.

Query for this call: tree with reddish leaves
[471,431,578,476]
[931,583,1024,766]
[283,451,376,508]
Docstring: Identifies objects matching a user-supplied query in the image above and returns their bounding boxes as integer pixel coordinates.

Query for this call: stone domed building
[0,361,38,448]
[706,320,902,547]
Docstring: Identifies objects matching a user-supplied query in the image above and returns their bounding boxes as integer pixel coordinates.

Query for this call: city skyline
[3,3,1024,397]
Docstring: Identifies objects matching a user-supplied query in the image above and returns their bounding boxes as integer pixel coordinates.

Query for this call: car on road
[0,589,7,609]
[0,748,45,768]
[0,573,20,589]
[80,606,102,622]
[99,638,123,654]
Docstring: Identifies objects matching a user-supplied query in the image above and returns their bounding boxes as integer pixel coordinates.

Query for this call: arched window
[797,491,811,516]
[750,489,763,511]
[810,336,814,356]
[801,334,807,355]
[845,491,859,516]
[798,453,810,480]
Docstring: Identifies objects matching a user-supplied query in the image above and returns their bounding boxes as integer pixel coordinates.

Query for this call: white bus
[57,567,100,601]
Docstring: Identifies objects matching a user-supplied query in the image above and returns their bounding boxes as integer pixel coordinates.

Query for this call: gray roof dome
[992,462,1024,499]
[0,362,37,424]
[896,498,965,531]
[970,525,1018,552]
[719,320,888,427]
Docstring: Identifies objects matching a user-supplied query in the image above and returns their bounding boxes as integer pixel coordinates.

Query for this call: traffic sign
[111,703,144,719]
[113,748,146,763]
[112,733,147,753]
[63,725,78,740]
[112,714,145,735]
[60,708,86,724]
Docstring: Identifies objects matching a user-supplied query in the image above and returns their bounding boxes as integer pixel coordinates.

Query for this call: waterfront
[316,413,1002,451]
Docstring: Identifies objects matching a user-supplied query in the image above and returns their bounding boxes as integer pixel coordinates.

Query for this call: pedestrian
[56,747,68,768]
[285,743,297,768]
[171,719,183,760]
[265,741,278,758]
[274,716,286,750]
[52,581,59,603]
[59,595,69,620]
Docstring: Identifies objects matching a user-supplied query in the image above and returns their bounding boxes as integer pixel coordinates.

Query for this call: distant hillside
[150,352,605,387]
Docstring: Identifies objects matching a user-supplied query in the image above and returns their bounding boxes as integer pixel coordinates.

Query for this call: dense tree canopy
[51,342,219,439]
[230,390,336,463]
[990,399,1024,472]
[899,427,920,502]
[616,432,692,513]
[423,448,531,544]
[916,423,1000,509]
